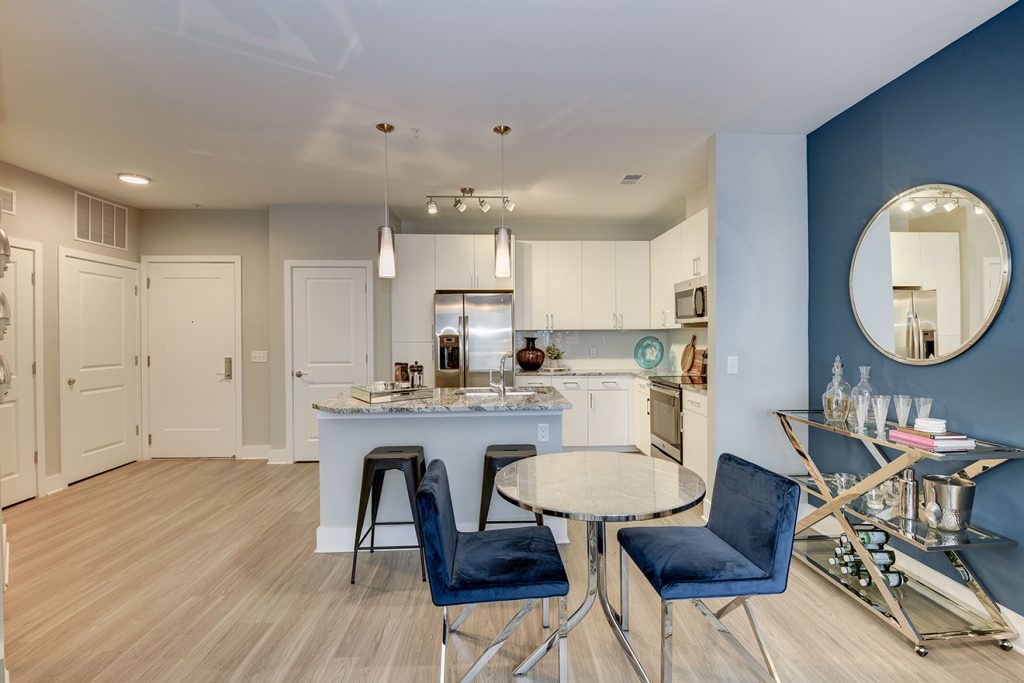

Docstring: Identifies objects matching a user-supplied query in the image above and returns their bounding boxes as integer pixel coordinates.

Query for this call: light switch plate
[727,356,739,374]
[251,350,268,363]
[537,424,550,442]
[590,347,598,358]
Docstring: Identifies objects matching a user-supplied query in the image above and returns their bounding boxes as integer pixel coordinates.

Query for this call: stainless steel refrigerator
[435,292,514,388]
[893,289,937,360]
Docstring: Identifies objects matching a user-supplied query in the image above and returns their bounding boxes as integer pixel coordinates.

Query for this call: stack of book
[888,427,976,452]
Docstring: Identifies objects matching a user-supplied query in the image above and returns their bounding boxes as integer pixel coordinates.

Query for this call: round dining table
[495,451,706,682]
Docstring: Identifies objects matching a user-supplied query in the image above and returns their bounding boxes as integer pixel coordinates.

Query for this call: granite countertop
[516,368,666,378]
[314,386,571,415]
[681,384,708,395]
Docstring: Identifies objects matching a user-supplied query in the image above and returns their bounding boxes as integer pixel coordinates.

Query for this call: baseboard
[237,444,270,460]
[44,474,67,496]
[268,448,292,465]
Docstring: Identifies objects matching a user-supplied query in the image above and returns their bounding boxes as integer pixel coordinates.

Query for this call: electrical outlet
[251,350,268,363]
[537,423,550,442]
[589,346,598,358]
[727,356,739,374]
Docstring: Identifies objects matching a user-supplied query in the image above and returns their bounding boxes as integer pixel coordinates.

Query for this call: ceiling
[0,1,1014,225]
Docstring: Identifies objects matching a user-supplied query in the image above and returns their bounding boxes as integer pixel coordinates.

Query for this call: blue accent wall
[807,2,1024,614]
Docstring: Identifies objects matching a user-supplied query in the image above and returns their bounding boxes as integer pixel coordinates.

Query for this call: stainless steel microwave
[675,276,708,325]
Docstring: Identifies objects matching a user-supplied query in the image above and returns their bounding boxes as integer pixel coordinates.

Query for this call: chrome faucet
[490,351,514,398]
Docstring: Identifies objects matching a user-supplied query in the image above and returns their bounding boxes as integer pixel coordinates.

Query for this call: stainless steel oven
[675,275,708,325]
[649,380,682,461]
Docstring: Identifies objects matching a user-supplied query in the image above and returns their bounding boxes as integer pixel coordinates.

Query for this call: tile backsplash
[514,327,708,372]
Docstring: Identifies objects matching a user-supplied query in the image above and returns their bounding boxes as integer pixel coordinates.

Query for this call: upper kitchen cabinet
[581,241,650,329]
[680,208,709,278]
[392,234,436,342]
[515,241,582,330]
[434,234,514,290]
[650,224,682,328]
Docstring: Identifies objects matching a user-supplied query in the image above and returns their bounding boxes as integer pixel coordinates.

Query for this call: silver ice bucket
[920,474,976,532]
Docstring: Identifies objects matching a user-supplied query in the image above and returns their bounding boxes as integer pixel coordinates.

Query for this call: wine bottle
[858,530,889,545]
[859,570,906,588]
[840,550,895,566]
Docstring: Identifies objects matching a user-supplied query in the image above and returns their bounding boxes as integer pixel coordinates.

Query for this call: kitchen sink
[454,388,536,398]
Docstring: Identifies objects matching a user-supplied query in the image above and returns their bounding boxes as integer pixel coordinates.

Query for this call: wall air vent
[0,186,15,215]
[620,174,645,185]
[74,191,127,250]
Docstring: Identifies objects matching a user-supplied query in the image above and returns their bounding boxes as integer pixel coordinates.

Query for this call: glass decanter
[849,365,875,426]
[821,355,852,426]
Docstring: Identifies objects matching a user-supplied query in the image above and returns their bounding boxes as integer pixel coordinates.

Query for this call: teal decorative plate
[633,336,664,369]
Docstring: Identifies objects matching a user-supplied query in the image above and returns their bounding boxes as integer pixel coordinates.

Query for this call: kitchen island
[313,387,571,553]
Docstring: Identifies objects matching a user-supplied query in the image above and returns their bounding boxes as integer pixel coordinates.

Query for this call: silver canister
[921,474,976,532]
[899,468,917,520]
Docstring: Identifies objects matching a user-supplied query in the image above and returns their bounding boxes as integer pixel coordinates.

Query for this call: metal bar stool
[351,445,427,584]
[479,444,544,531]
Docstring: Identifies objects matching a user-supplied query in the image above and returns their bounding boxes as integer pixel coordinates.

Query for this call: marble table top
[313,386,571,415]
[495,451,706,522]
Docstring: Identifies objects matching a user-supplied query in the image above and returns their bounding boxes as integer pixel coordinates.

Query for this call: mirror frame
[849,183,1012,366]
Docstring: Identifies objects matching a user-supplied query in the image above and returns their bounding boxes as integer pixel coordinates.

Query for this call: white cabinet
[650,226,682,328]
[682,389,708,490]
[517,241,582,330]
[515,241,549,329]
[581,241,617,329]
[392,234,436,342]
[551,376,588,447]
[515,375,551,389]
[589,384,629,446]
[616,241,651,329]
[890,233,922,287]
[889,231,963,354]
[680,208,709,278]
[634,379,651,455]
[434,234,513,290]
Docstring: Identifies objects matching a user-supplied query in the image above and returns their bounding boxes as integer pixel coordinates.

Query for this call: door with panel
[146,261,237,458]
[588,377,629,445]
[615,241,650,329]
[59,252,140,484]
[0,246,38,506]
[546,241,583,330]
[514,241,549,330]
[290,265,370,461]
[581,241,616,329]
[434,235,476,290]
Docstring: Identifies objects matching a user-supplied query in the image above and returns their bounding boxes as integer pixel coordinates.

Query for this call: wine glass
[872,395,891,437]
[854,393,871,434]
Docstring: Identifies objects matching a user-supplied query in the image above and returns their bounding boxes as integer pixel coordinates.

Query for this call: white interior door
[146,260,238,458]
[1,246,38,506]
[291,265,369,461]
[59,251,140,484]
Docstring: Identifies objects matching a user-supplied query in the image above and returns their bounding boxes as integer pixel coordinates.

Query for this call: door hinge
[32,361,37,376]
[146,277,151,289]
[31,272,36,285]
[135,355,139,367]
[135,285,139,296]
[365,354,368,363]
[136,425,140,436]
[147,355,151,367]
[148,433,152,446]
[34,450,38,464]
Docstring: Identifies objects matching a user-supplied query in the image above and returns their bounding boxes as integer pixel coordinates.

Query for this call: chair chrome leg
[661,600,673,683]
[558,595,569,683]
[543,597,550,628]
[440,606,449,683]
[461,599,538,683]
[449,603,477,633]
[743,600,781,683]
[620,545,630,631]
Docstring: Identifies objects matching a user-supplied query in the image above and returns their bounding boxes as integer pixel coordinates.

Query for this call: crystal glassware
[894,395,912,428]
[865,484,888,510]
[850,365,875,425]
[882,478,901,506]
[854,393,871,434]
[872,394,891,436]
[821,355,852,425]
[915,396,933,420]
[832,473,861,493]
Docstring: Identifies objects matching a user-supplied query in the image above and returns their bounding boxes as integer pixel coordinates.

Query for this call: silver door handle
[216,357,233,380]
[67,377,76,387]
[590,393,595,410]
[294,370,308,378]
[646,397,650,415]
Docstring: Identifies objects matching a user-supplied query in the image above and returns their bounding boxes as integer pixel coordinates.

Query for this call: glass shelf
[793,537,1012,641]
[776,410,1024,462]
[785,473,1016,551]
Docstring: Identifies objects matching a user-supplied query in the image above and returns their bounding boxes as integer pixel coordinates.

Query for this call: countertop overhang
[314,386,571,415]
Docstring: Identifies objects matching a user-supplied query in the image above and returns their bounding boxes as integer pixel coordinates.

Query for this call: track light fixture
[974,203,985,215]
[503,197,516,212]
[943,198,959,213]
[454,198,467,212]
[426,198,438,214]
[900,198,917,212]
[424,187,513,215]
[921,199,939,213]
[479,198,491,213]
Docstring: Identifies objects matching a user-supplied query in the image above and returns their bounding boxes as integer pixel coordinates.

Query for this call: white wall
[707,133,807,491]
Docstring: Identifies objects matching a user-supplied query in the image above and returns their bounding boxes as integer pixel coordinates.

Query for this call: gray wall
[0,161,141,479]
[138,209,271,446]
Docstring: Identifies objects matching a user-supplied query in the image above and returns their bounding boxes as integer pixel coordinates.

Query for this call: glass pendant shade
[378,225,396,279]
[494,226,512,279]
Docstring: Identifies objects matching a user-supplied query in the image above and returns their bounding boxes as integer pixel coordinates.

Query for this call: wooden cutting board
[681,335,697,373]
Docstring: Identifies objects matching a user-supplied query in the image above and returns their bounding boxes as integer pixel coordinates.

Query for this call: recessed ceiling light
[620,174,645,185]
[117,173,150,185]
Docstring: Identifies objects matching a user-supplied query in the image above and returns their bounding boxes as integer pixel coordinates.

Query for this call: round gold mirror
[849,184,1010,365]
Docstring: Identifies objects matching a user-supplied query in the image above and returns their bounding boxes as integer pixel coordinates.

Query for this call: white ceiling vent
[0,186,15,215]
[74,191,127,250]
[620,174,645,185]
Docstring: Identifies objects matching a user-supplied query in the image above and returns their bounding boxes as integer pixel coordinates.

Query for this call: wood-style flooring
[4,459,1023,682]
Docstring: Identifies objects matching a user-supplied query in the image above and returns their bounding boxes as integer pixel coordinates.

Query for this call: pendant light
[493,125,513,279]
[376,122,397,279]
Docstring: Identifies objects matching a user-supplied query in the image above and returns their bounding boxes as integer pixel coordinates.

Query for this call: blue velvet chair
[617,453,799,682]
[416,459,570,682]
